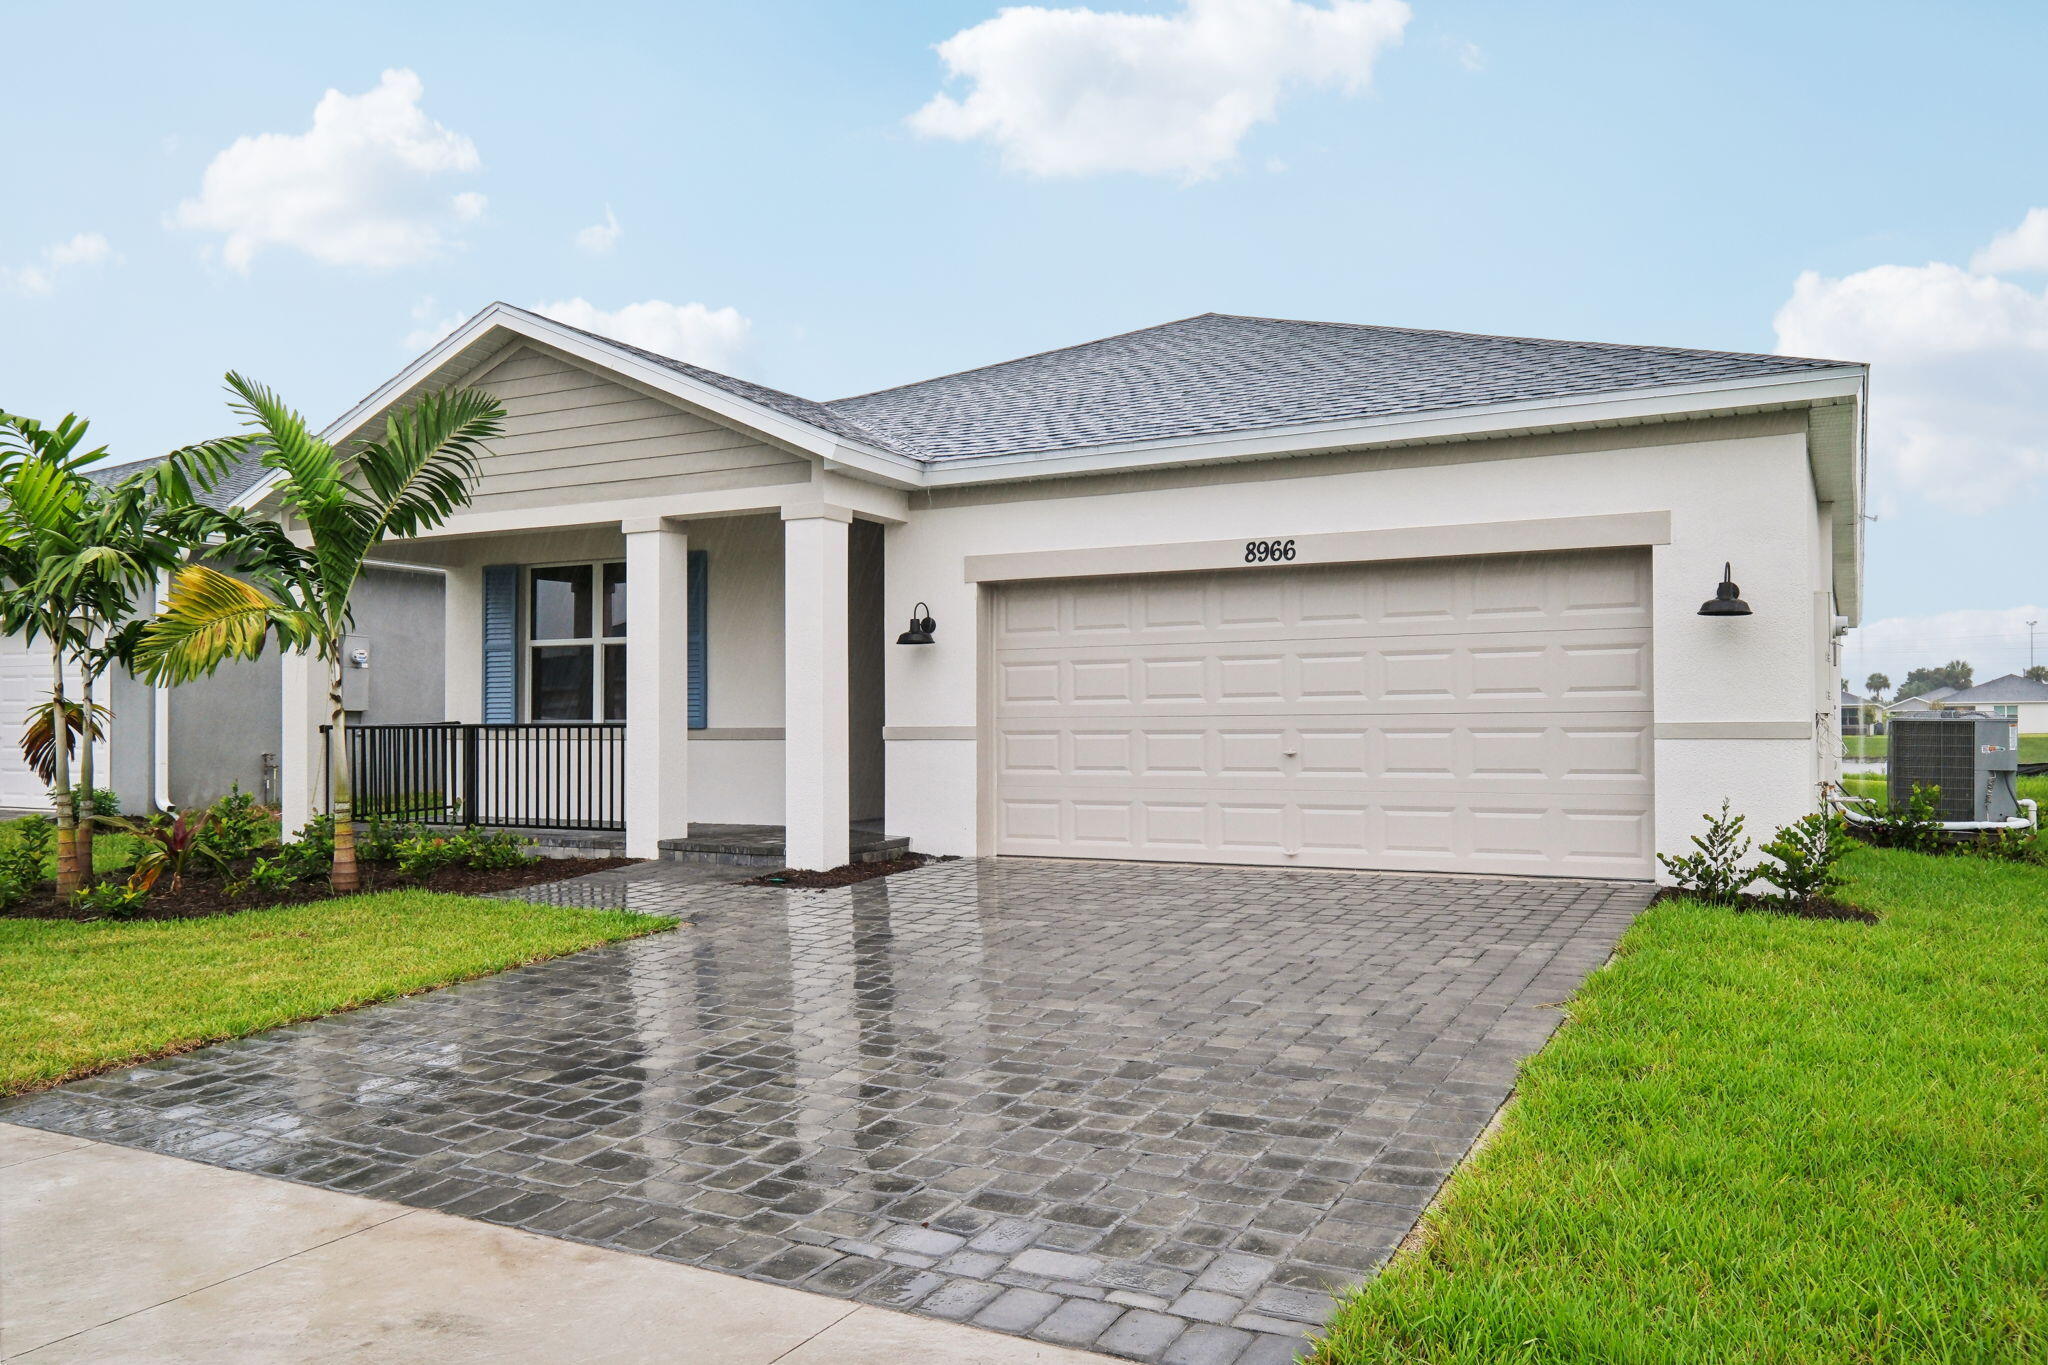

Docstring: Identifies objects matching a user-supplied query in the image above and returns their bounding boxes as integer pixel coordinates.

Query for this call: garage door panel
[991,550,1653,878]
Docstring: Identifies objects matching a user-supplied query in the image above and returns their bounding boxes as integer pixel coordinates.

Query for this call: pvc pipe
[1830,792,2037,834]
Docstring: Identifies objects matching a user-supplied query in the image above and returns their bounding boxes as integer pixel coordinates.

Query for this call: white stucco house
[249,304,1864,882]
[1937,674,2048,732]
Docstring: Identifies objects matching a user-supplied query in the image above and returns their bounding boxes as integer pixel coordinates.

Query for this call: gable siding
[465,347,809,513]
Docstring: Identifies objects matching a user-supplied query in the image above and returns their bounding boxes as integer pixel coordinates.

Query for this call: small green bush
[1757,810,1850,905]
[1657,800,1752,903]
[0,815,53,888]
[195,785,277,863]
[68,881,150,918]
[356,818,423,863]
[394,833,466,879]
[463,829,539,871]
[1860,783,1944,853]
[0,873,24,911]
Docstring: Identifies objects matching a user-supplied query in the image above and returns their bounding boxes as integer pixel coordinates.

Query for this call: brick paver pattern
[2,858,1650,1364]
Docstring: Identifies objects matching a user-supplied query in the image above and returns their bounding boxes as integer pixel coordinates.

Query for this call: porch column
[443,562,483,723]
[279,647,325,836]
[783,505,852,871]
[624,518,691,859]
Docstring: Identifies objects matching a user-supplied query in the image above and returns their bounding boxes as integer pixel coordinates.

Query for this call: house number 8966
[1243,539,1297,563]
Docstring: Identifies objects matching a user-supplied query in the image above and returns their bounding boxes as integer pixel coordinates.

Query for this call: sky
[3,0,2043,692]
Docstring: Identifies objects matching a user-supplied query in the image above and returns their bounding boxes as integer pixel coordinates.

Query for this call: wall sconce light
[896,602,937,645]
[1697,563,1752,617]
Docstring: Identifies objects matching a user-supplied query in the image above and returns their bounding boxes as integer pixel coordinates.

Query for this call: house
[1937,674,2048,731]
[222,304,1865,882]
[9,307,1866,879]
[1886,685,1959,714]
[1840,688,1877,735]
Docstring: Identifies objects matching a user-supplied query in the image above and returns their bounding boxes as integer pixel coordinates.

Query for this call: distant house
[1839,688,1877,735]
[1886,685,1958,714]
[1938,674,2048,732]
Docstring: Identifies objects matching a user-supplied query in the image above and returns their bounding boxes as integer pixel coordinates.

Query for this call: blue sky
[4,0,2043,689]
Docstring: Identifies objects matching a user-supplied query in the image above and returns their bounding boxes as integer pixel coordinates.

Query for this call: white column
[443,562,483,724]
[783,506,852,870]
[279,648,326,836]
[624,518,691,859]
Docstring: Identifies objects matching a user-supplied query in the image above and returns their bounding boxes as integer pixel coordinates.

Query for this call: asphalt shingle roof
[85,447,271,510]
[826,313,1851,461]
[530,308,1853,464]
[1947,673,2048,704]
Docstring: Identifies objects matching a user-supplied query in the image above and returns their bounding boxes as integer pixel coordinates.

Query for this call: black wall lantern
[1697,562,1752,617]
[896,602,937,645]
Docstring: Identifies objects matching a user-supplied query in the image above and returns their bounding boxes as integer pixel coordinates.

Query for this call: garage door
[991,548,1654,879]
[0,642,52,808]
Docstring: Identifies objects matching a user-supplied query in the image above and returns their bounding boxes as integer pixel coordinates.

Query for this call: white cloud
[532,298,752,372]
[3,232,114,294]
[576,206,622,254]
[1970,207,2048,275]
[1774,221,2048,512]
[908,0,1410,180]
[401,296,469,351]
[172,69,484,271]
[1843,604,2046,691]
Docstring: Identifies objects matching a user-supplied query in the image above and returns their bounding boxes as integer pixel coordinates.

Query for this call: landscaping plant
[1755,809,1849,907]
[118,810,228,894]
[67,881,150,918]
[194,784,277,864]
[0,409,243,894]
[133,376,503,895]
[1655,799,1752,903]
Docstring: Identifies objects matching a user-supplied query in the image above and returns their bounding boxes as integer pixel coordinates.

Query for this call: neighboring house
[1886,685,1959,714]
[0,453,445,814]
[1937,674,2048,731]
[234,304,1864,882]
[1840,688,1876,735]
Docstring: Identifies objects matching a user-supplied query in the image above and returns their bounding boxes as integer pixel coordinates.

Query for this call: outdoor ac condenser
[1888,711,2021,823]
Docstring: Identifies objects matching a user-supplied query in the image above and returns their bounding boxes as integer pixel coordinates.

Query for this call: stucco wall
[882,415,1833,877]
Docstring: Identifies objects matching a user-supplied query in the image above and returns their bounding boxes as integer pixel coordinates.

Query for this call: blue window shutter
[687,550,708,729]
[481,565,518,722]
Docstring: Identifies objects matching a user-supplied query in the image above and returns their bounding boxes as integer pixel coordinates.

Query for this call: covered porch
[284,504,895,869]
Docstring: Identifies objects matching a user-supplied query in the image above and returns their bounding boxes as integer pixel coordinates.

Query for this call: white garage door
[991,548,1654,879]
[0,641,52,809]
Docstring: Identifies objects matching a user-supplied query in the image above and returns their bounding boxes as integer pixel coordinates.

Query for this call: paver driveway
[2,858,1650,1365]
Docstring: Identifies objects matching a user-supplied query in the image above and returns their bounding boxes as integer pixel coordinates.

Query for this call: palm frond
[132,563,312,684]
[19,696,110,785]
[356,386,503,540]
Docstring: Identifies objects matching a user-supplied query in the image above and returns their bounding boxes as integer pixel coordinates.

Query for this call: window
[1989,704,2019,721]
[527,562,626,721]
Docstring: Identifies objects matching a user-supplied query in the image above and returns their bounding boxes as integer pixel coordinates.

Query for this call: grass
[1842,732,1887,759]
[1313,845,2048,1364]
[0,814,143,877]
[2024,733,2048,764]
[0,890,671,1094]
[1840,771,2048,849]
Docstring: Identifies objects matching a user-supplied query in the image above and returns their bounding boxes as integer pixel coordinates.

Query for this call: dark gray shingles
[83,446,271,510]
[825,312,1853,461]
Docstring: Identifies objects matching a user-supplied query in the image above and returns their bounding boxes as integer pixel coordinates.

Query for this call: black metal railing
[321,722,626,831]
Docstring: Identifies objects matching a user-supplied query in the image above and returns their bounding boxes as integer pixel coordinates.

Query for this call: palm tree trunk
[49,637,80,897]
[77,667,97,884]
[327,646,359,894]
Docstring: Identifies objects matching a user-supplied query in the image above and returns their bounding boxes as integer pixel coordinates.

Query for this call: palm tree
[0,412,241,894]
[135,375,503,893]
[1863,672,1889,703]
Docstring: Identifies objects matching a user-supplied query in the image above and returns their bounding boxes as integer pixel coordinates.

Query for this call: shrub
[276,816,336,880]
[195,785,277,863]
[1860,783,1944,853]
[1657,799,1753,903]
[463,829,538,871]
[68,881,150,918]
[394,833,466,880]
[0,873,23,911]
[356,819,423,864]
[1962,827,2047,866]
[0,815,54,888]
[229,854,305,899]
[66,786,122,817]
[117,811,229,893]
[1757,810,1850,906]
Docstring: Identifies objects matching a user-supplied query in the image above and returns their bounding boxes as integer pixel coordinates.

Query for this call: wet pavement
[1,858,1651,1364]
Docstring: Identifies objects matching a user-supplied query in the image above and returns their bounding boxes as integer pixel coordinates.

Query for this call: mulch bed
[5,856,640,922]
[1648,886,1878,922]
[743,853,950,889]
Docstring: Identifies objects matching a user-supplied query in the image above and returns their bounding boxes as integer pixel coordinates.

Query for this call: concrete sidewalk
[0,1124,1119,1363]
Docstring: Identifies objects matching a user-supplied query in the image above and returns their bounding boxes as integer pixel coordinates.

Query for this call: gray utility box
[1888,710,2021,822]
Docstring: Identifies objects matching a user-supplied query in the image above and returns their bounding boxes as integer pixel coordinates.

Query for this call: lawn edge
[1,900,676,1098]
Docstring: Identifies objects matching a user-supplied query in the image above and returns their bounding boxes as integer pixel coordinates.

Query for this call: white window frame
[523,559,626,723]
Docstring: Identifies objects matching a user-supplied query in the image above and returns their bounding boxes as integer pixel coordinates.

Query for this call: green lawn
[2024,733,2048,764]
[0,891,670,1094]
[0,815,143,877]
[1313,845,2048,1364]
[1842,732,1887,759]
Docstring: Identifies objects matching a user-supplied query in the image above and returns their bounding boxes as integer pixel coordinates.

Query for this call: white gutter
[152,572,172,812]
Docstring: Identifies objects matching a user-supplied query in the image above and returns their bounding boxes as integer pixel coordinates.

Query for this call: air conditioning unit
[1888,710,2021,823]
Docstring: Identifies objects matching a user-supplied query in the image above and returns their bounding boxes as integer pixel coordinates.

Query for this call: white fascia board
[917,368,1870,486]
[240,303,922,508]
